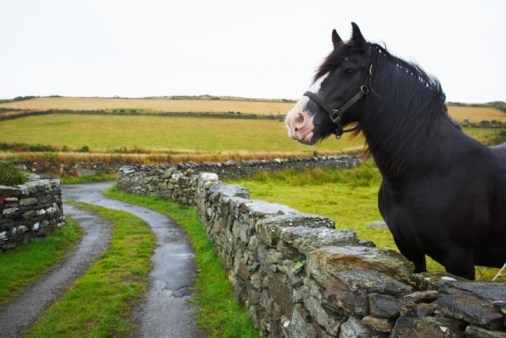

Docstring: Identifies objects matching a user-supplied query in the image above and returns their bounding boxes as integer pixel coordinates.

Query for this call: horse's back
[490,142,506,161]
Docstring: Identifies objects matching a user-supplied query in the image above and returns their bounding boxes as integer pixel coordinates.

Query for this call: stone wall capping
[258,214,336,230]
[209,182,250,199]
[279,226,368,254]
[308,246,415,288]
[115,155,506,337]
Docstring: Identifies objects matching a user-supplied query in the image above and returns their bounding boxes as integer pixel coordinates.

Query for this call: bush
[0,142,55,152]
[0,161,27,186]
[42,152,58,163]
[488,130,506,146]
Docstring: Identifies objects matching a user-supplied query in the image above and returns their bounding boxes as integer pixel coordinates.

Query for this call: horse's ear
[332,29,343,49]
[351,22,367,48]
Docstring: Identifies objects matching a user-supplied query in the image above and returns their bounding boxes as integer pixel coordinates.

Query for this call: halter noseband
[303,64,373,138]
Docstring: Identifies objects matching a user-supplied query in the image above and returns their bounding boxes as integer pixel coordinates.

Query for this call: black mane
[365,44,448,173]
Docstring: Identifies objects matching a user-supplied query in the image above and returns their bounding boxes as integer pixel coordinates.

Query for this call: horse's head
[286,22,372,144]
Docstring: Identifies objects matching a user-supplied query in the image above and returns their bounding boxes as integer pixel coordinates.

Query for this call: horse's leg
[443,249,475,280]
[393,238,426,273]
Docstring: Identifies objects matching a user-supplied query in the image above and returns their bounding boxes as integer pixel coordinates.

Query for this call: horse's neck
[362,113,459,181]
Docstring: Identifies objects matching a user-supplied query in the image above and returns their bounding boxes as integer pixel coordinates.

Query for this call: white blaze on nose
[307,71,331,96]
[287,70,331,126]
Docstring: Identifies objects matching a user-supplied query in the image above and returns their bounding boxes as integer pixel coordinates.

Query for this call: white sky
[1,0,505,103]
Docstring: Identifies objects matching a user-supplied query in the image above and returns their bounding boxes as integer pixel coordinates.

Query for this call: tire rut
[0,204,112,337]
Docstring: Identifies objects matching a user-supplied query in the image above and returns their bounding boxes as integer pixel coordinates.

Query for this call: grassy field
[1,97,505,122]
[0,118,503,166]
[0,96,294,116]
[0,97,504,164]
[0,113,367,164]
[0,114,345,151]
[446,105,506,123]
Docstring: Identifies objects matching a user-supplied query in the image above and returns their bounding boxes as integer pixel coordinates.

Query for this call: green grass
[0,113,364,153]
[59,173,117,185]
[471,128,506,145]
[23,202,156,338]
[0,218,82,305]
[463,126,506,145]
[0,114,502,154]
[229,161,500,280]
[104,186,259,338]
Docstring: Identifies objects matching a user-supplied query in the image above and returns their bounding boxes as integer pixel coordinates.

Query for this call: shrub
[488,130,506,146]
[42,152,58,163]
[0,161,27,186]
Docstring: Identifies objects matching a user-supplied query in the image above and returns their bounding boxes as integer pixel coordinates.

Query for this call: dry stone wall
[116,158,506,338]
[20,155,362,180]
[0,179,65,251]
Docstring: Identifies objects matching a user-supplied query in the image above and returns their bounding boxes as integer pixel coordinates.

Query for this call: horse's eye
[344,68,357,75]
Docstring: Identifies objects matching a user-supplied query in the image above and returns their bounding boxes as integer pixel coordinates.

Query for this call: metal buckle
[329,109,342,123]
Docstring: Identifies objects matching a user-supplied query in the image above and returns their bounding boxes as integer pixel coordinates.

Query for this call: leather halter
[303,64,373,138]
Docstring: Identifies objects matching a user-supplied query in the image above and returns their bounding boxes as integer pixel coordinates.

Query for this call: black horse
[286,22,506,280]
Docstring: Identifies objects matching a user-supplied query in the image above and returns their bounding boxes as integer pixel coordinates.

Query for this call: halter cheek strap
[304,64,373,138]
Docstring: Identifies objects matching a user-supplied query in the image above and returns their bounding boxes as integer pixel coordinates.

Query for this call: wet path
[62,182,206,338]
[0,182,206,338]
[0,204,112,337]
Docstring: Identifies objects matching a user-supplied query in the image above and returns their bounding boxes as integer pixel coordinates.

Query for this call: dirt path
[0,182,207,338]
[0,204,112,337]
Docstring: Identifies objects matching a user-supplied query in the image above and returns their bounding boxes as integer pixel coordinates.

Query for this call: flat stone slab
[308,245,415,287]
[435,281,506,330]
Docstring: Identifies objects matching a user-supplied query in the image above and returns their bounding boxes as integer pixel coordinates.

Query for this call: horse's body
[285,23,506,279]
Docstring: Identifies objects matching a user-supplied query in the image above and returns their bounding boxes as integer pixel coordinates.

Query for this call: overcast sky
[1,0,505,103]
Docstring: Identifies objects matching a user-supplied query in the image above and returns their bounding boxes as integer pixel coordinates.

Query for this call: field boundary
[1,105,505,124]
[0,109,285,122]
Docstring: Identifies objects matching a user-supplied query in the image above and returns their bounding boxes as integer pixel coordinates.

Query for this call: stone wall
[0,179,66,251]
[116,160,506,338]
[19,155,362,181]
[175,155,362,181]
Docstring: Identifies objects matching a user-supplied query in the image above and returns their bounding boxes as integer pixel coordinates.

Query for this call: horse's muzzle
[286,99,315,145]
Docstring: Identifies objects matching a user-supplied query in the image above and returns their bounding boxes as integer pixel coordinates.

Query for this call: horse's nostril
[295,127,299,132]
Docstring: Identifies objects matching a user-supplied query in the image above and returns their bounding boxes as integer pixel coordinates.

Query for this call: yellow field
[0,97,295,116]
[447,105,506,123]
[1,97,505,122]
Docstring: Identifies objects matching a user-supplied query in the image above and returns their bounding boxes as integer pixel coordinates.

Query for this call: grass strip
[59,173,117,185]
[104,187,259,338]
[0,218,82,305]
[23,202,156,338]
